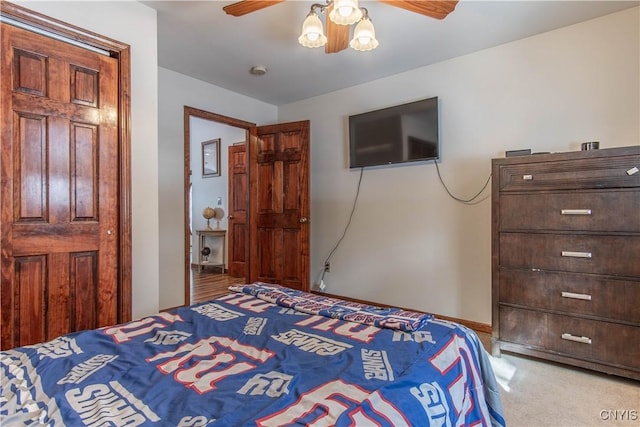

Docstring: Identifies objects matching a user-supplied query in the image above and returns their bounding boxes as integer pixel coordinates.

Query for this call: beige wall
[278,7,640,324]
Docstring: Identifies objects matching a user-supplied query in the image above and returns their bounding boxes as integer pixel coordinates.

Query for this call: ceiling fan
[223,0,459,54]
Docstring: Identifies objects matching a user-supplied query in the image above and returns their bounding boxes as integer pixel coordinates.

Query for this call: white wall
[15,1,161,319]
[158,68,277,310]
[278,7,640,324]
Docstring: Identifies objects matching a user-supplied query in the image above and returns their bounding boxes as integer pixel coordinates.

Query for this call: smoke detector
[250,65,267,76]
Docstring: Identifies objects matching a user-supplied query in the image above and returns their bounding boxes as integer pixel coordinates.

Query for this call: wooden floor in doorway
[190,266,246,304]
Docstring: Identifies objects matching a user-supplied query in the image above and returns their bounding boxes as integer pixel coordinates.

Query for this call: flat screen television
[349,96,439,169]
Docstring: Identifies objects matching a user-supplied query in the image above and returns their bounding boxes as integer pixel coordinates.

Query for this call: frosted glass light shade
[329,0,362,25]
[298,12,327,47]
[350,17,378,51]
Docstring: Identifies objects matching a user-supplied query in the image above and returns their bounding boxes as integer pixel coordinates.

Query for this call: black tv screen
[349,97,439,169]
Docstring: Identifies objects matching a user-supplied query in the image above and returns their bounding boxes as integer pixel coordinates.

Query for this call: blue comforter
[1,283,505,426]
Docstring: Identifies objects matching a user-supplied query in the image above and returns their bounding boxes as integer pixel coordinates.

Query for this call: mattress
[1,282,505,426]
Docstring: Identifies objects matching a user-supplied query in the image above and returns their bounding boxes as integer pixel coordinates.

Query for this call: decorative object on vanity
[200,246,211,262]
[212,207,225,230]
[491,146,640,380]
[202,138,221,177]
[581,141,599,151]
[222,0,458,54]
[505,149,531,157]
[202,206,216,230]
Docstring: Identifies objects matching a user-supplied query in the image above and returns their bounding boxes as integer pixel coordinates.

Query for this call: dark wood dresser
[491,146,640,380]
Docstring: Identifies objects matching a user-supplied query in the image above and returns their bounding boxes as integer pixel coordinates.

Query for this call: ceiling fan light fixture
[227,0,459,55]
[298,11,327,47]
[329,0,362,25]
[350,15,378,51]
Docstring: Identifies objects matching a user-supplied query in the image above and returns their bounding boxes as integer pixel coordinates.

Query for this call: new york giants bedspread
[1,283,505,426]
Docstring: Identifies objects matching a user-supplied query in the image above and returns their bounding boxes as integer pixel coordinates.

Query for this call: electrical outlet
[324,261,331,272]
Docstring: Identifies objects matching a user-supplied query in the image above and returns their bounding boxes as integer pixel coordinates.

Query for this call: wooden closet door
[1,23,119,349]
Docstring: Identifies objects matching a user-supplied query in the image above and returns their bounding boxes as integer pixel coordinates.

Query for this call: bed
[1,283,505,426]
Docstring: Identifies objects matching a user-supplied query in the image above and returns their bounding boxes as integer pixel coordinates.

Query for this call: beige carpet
[477,333,640,426]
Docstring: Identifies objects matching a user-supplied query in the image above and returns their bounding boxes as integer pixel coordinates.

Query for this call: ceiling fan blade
[325,3,349,54]
[378,0,459,20]
[223,0,286,17]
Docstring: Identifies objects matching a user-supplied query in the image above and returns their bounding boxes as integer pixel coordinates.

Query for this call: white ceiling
[143,0,639,106]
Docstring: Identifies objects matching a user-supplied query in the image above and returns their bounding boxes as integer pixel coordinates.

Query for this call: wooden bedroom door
[228,143,247,277]
[0,22,120,349]
[248,121,310,291]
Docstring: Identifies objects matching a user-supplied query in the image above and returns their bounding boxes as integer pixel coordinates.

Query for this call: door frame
[183,106,255,306]
[0,2,132,321]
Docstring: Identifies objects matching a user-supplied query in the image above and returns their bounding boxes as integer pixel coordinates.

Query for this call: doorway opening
[183,106,255,306]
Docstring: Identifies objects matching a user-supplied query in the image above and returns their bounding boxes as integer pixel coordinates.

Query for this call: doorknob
[228,215,234,220]
[299,217,309,223]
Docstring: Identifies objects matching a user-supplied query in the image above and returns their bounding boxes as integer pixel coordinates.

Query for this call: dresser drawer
[499,190,640,232]
[547,314,640,370]
[500,307,640,370]
[498,154,640,192]
[499,269,640,323]
[499,233,640,276]
[499,307,548,348]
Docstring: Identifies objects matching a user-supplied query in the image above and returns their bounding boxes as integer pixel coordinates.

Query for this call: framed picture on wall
[202,138,221,177]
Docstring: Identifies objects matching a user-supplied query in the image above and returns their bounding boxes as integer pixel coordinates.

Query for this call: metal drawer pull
[561,291,592,301]
[561,251,592,258]
[561,209,592,215]
[522,174,533,181]
[561,333,592,345]
[626,166,639,176]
